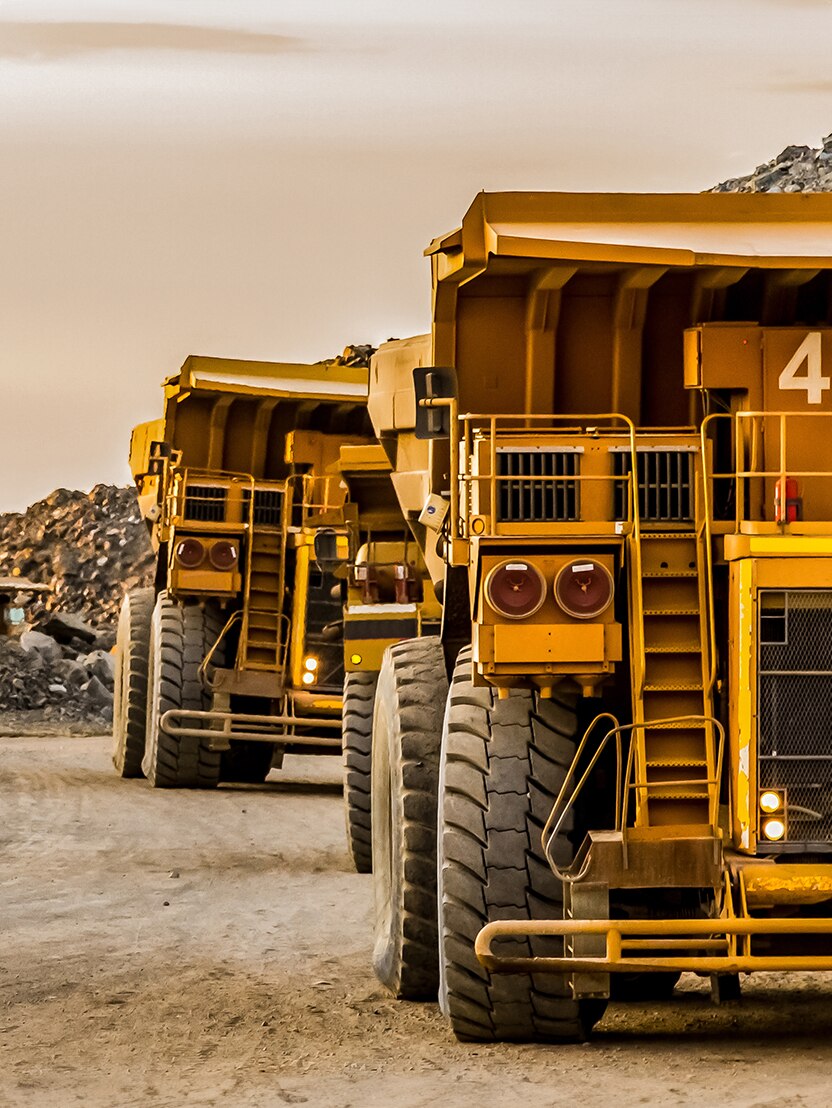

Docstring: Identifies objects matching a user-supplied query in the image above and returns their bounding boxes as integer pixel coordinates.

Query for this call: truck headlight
[175,538,205,568]
[485,560,547,620]
[762,818,786,841]
[760,790,783,814]
[209,540,238,570]
[554,559,614,620]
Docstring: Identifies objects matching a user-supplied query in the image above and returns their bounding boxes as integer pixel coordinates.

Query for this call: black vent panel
[758,590,832,847]
[184,485,226,522]
[495,449,579,523]
[613,449,694,523]
[243,488,284,527]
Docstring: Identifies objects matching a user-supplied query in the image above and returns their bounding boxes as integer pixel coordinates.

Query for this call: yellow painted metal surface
[742,864,832,907]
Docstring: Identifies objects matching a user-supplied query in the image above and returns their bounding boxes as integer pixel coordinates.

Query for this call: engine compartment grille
[612,449,694,523]
[495,448,579,523]
[184,485,226,522]
[758,590,832,848]
[243,488,284,527]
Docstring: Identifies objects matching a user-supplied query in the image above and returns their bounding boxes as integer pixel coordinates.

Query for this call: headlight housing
[485,560,547,620]
[209,540,238,571]
[554,559,614,620]
[175,538,205,569]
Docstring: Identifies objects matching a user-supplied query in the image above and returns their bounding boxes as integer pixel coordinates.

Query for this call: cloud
[764,79,832,93]
[0,21,305,60]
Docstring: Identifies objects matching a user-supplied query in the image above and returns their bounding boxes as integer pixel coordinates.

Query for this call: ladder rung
[643,681,704,692]
[246,638,281,649]
[643,608,700,616]
[646,758,708,768]
[644,720,709,730]
[644,643,701,653]
[640,532,697,540]
[642,571,698,578]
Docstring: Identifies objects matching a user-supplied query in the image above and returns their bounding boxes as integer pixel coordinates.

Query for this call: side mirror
[314,529,349,569]
[413,366,457,440]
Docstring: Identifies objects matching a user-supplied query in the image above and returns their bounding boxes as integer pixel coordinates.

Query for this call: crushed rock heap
[712,133,832,193]
[0,485,153,720]
[0,484,153,630]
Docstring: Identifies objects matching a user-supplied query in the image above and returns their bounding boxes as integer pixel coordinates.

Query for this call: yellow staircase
[241,530,286,671]
[630,529,715,828]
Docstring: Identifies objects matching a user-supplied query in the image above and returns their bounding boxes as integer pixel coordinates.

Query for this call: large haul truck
[367,191,832,1041]
[113,354,371,788]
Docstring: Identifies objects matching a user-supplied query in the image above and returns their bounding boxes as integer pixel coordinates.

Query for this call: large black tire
[437,647,606,1042]
[112,586,155,778]
[220,740,275,784]
[371,637,448,999]
[142,594,224,788]
[342,670,378,874]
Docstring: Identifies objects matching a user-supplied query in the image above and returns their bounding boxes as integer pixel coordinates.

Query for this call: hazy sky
[3,0,832,511]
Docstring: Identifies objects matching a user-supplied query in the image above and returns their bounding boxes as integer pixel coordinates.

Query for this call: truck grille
[758,590,832,849]
[243,488,284,527]
[495,449,579,523]
[612,449,694,523]
[184,485,226,522]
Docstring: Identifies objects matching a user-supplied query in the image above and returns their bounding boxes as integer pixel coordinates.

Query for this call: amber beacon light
[554,559,614,619]
[485,560,547,619]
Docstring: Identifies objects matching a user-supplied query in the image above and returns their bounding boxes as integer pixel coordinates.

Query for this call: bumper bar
[160,708,342,747]
[476,917,832,975]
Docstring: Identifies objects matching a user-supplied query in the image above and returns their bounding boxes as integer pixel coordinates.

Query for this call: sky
[2,0,832,512]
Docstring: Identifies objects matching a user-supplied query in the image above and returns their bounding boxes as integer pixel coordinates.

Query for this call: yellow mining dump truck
[334,437,441,871]
[113,354,371,788]
[366,191,832,1041]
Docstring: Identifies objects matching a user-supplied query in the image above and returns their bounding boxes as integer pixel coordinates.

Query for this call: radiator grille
[495,449,579,523]
[184,485,226,522]
[613,449,694,523]
[243,488,284,527]
[758,590,832,847]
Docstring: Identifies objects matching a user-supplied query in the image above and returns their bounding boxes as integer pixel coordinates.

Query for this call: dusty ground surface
[3,735,832,1107]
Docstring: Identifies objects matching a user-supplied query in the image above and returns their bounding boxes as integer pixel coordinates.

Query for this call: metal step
[643,681,704,692]
[644,643,701,654]
[642,570,698,578]
[643,607,700,617]
[646,758,708,768]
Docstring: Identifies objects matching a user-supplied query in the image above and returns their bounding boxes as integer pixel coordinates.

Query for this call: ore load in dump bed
[712,133,832,194]
[364,191,832,1043]
[115,354,375,788]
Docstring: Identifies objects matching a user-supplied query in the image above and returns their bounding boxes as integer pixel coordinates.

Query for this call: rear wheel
[437,647,606,1042]
[371,637,448,999]
[220,740,275,783]
[342,670,378,873]
[112,586,154,778]
[142,594,224,788]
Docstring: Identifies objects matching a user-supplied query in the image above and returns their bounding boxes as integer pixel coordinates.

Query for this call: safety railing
[542,713,726,880]
[455,412,641,539]
[474,915,832,976]
[701,410,832,529]
[288,473,349,525]
[164,467,257,531]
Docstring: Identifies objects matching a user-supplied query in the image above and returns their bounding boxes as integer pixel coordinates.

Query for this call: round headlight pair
[485,558,614,621]
[175,539,238,571]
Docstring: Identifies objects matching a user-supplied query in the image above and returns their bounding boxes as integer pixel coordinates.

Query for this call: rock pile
[0,484,153,721]
[712,134,832,193]
[0,484,153,630]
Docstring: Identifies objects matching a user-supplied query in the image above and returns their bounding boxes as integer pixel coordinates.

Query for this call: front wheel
[371,637,448,999]
[342,670,378,873]
[142,594,224,788]
[112,586,154,778]
[437,647,606,1042]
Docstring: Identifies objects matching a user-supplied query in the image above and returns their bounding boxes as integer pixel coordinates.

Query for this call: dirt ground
[3,736,832,1107]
